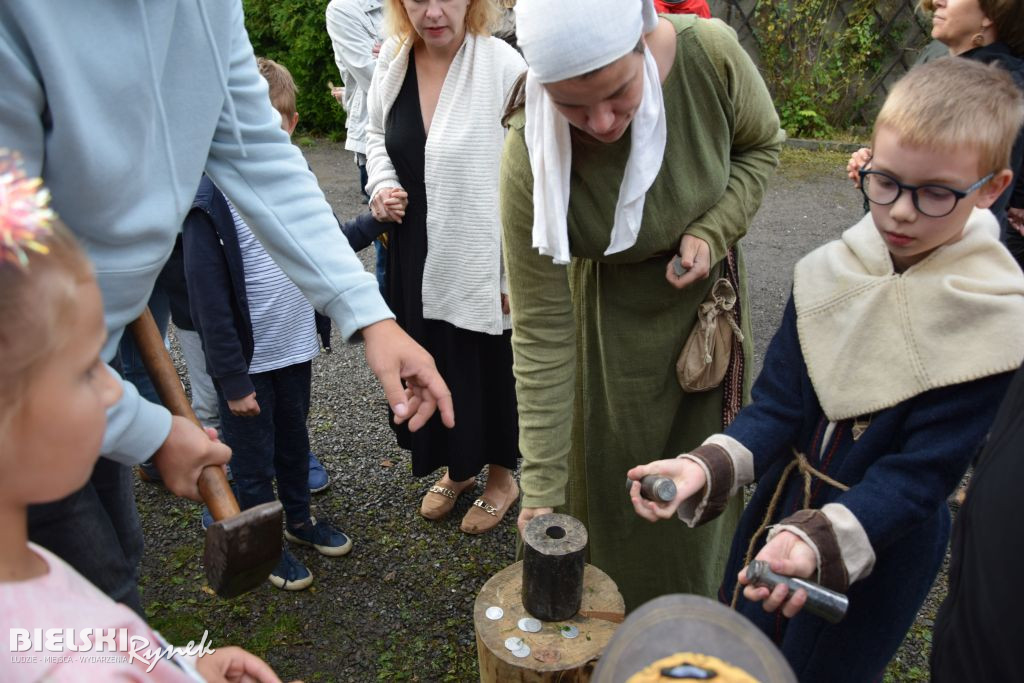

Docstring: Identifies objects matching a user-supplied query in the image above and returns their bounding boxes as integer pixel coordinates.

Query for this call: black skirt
[383,48,519,480]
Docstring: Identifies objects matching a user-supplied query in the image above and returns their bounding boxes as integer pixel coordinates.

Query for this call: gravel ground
[136,143,936,681]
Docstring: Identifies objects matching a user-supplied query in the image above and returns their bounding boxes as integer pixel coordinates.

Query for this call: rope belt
[730,448,849,608]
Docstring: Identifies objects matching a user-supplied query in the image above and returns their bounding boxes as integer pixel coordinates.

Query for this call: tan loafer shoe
[460,480,519,535]
[420,477,476,520]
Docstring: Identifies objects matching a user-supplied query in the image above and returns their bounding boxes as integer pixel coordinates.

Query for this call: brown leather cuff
[685,444,735,525]
[779,509,849,592]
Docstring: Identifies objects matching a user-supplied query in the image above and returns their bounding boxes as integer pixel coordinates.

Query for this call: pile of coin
[485,604,583,660]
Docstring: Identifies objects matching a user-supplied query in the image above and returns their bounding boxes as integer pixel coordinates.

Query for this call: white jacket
[326,0,384,155]
[366,34,525,334]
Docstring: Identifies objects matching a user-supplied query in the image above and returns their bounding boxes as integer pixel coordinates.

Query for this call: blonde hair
[0,220,94,441]
[384,0,498,44]
[257,56,298,121]
[874,57,1024,174]
[917,0,1023,53]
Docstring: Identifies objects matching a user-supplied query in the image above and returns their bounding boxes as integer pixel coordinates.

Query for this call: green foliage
[243,0,347,136]
[752,0,928,138]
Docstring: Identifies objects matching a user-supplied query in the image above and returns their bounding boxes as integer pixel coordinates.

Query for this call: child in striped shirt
[184,58,369,591]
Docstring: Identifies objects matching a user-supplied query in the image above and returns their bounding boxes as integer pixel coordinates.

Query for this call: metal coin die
[521,513,589,621]
[626,474,677,503]
[672,254,690,278]
[745,560,849,624]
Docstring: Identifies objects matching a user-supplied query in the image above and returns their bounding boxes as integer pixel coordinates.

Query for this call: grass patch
[777,147,853,181]
[245,606,304,658]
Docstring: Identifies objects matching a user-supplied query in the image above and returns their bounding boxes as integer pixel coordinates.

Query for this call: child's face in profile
[867,125,1003,271]
[8,280,121,504]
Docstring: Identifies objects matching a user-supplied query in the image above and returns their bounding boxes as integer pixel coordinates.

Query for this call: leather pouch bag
[677,277,744,392]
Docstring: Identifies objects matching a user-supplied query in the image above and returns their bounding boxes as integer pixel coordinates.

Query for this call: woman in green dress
[502,0,784,609]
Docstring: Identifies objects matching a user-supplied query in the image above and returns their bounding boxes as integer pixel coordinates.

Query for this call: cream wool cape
[794,207,1024,422]
[365,33,525,334]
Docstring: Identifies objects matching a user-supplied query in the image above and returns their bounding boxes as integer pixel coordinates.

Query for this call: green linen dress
[500,15,784,610]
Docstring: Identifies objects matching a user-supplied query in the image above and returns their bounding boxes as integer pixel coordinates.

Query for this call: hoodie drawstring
[195,0,247,158]
[135,0,184,209]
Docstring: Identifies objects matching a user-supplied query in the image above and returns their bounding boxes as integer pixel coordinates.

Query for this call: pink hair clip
[0,149,55,268]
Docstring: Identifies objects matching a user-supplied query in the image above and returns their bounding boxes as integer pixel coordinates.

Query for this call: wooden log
[475,561,625,682]
[522,513,587,621]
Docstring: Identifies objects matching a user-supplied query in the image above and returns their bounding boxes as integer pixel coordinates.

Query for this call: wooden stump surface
[475,561,625,682]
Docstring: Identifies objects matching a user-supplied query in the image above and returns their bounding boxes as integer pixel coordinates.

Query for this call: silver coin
[511,644,532,659]
[518,617,542,633]
[560,625,579,639]
[504,637,524,652]
[485,606,504,620]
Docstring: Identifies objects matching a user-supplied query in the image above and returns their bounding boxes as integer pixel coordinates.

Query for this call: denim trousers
[28,456,144,615]
[118,285,171,405]
[217,361,312,526]
[360,160,391,301]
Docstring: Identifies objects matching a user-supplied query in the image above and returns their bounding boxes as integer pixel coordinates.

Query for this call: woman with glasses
[848,0,1024,266]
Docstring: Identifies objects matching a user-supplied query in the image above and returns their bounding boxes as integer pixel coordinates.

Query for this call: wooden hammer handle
[129,309,240,520]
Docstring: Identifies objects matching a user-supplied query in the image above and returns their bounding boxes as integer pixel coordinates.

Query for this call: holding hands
[370,187,408,223]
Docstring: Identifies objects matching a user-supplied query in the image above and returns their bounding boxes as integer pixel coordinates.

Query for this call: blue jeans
[28,456,144,615]
[374,238,388,300]
[216,361,312,526]
[118,286,170,405]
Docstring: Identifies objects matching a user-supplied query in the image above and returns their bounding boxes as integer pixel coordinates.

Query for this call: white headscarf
[515,0,665,264]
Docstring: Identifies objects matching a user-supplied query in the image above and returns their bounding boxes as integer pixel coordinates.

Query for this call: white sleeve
[364,37,404,202]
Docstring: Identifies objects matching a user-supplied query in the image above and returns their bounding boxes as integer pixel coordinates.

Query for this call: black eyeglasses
[858,168,993,218]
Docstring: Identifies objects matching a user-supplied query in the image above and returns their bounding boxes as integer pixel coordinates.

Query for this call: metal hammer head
[203,501,283,598]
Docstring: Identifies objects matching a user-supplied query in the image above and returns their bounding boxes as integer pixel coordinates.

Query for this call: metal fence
[709,0,935,128]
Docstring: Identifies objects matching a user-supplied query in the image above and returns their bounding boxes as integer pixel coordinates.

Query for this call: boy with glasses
[628,58,1024,682]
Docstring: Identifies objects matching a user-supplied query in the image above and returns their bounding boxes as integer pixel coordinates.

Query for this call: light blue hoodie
[0,0,393,464]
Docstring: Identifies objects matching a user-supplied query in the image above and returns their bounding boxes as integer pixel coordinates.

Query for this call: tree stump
[475,562,625,682]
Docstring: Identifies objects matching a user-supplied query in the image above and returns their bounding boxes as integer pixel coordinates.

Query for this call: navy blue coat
[183,175,387,400]
[718,296,1011,682]
[962,42,1024,266]
[183,176,258,401]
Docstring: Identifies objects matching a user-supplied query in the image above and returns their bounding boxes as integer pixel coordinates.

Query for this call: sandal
[420,476,476,520]
[460,480,519,535]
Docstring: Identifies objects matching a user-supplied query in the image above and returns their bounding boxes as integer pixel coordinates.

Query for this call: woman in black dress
[363,0,525,533]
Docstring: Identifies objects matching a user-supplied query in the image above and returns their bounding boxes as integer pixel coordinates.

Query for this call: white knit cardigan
[365,33,525,334]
